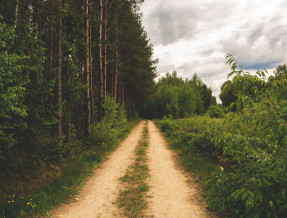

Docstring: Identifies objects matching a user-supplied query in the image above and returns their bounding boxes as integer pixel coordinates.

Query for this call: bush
[88,96,127,151]
[157,56,287,217]
[206,105,226,118]
[159,118,175,134]
[156,116,220,184]
[158,112,287,217]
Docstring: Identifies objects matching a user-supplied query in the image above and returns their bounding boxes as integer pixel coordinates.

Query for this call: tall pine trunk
[104,0,108,99]
[99,0,104,120]
[90,24,94,123]
[67,113,71,143]
[15,0,19,26]
[85,0,91,136]
[114,9,118,104]
[35,0,41,32]
[57,0,62,137]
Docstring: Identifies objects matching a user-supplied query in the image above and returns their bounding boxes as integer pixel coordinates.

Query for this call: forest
[1,0,287,217]
[0,0,157,171]
[0,0,157,216]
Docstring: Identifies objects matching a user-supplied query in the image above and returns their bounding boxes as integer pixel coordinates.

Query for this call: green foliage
[0,149,102,217]
[117,0,157,106]
[0,120,140,217]
[207,105,226,118]
[139,72,216,119]
[158,56,287,217]
[156,117,220,182]
[0,21,27,165]
[0,0,154,215]
[219,80,237,111]
[204,55,287,217]
[158,118,175,134]
[89,96,127,151]
[178,85,196,117]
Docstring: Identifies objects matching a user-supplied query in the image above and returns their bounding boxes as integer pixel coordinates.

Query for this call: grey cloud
[163,57,237,103]
[248,24,263,45]
[142,0,287,100]
[173,60,230,83]
[156,64,176,74]
[265,24,287,51]
[145,4,198,45]
[221,21,287,70]
[199,48,214,56]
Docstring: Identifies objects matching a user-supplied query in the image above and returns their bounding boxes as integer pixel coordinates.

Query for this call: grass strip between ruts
[117,121,150,217]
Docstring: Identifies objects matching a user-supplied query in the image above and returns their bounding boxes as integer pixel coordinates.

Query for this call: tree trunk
[35,0,41,32]
[57,0,62,137]
[90,24,94,123]
[114,44,119,104]
[85,0,91,136]
[121,83,125,106]
[104,0,108,99]
[67,113,71,144]
[15,0,19,26]
[99,0,104,120]
[50,42,53,66]
[113,7,119,104]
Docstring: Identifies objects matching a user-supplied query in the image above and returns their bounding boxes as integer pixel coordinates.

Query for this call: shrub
[206,105,226,118]
[158,118,175,134]
[88,96,127,151]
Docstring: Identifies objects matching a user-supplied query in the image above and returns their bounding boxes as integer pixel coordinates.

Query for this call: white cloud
[141,0,287,102]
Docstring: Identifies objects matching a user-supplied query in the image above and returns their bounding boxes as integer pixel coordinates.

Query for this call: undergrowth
[117,121,150,217]
[0,119,140,217]
[156,113,287,217]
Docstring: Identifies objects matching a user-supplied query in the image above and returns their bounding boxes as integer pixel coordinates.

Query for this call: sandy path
[146,121,210,218]
[52,121,145,218]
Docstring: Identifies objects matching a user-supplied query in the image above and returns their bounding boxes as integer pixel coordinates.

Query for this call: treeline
[139,71,217,119]
[157,57,287,217]
[0,0,156,173]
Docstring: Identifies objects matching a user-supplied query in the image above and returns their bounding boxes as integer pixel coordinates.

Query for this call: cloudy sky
[140,0,287,101]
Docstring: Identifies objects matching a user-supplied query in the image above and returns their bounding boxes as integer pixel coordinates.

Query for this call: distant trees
[139,71,216,119]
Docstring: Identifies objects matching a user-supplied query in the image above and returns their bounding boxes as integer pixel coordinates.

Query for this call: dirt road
[52,120,211,218]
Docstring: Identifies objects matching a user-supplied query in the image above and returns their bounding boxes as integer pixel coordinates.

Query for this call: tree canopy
[139,71,217,119]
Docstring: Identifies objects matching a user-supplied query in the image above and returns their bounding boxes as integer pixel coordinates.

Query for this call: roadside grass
[117,121,150,217]
[181,151,218,183]
[154,120,218,190]
[0,120,140,218]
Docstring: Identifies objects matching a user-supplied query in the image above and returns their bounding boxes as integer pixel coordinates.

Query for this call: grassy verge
[154,119,218,190]
[0,120,140,218]
[117,121,150,217]
[180,150,218,183]
[155,119,218,181]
